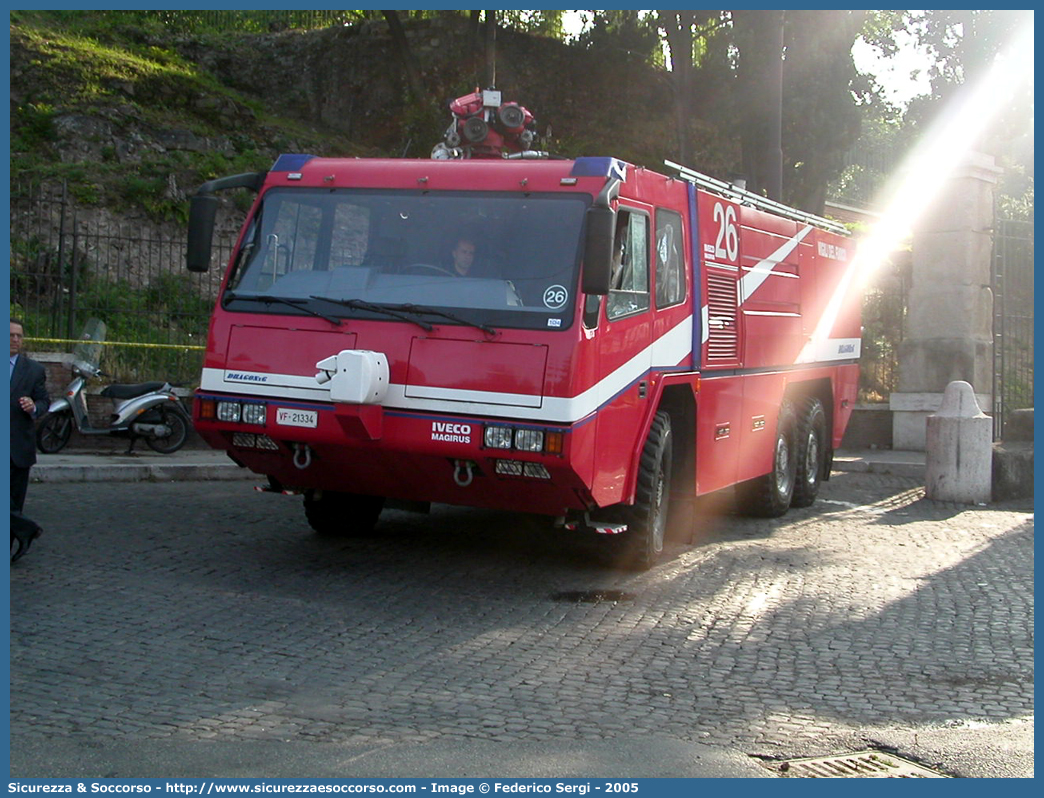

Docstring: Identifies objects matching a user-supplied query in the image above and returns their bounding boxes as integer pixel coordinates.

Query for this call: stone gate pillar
[890,151,1003,450]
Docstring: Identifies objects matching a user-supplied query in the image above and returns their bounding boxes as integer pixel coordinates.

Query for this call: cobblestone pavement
[10,472,1034,776]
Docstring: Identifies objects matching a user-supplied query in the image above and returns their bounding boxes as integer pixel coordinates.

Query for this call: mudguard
[45,397,71,415]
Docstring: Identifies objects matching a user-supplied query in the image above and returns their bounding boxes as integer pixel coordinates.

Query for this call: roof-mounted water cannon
[432,88,539,160]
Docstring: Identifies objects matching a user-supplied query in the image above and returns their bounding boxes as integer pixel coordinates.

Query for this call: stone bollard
[925,381,993,503]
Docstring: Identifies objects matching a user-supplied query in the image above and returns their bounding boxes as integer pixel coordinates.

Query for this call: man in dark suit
[10,319,50,514]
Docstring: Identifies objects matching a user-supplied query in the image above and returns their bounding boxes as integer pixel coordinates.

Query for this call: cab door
[696,195,744,495]
[590,202,654,506]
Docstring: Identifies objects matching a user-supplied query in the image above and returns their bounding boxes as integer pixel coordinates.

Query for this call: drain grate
[551,590,635,603]
[774,750,949,778]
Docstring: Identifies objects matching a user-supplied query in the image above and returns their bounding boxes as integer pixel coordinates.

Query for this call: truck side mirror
[582,205,615,296]
[184,171,266,273]
[186,193,219,273]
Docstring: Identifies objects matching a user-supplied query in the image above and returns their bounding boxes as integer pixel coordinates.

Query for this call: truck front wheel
[617,411,673,570]
[304,490,384,536]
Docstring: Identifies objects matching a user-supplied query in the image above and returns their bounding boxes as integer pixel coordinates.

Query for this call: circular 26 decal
[542,284,569,310]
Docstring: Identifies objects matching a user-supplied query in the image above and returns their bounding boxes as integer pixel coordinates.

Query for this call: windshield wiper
[224,292,341,326]
[313,297,495,335]
[382,303,497,336]
[310,296,433,331]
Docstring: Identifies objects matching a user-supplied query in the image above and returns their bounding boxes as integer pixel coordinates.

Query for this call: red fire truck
[186,91,861,569]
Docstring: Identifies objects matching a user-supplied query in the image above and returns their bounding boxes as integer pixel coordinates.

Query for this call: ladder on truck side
[664,160,849,236]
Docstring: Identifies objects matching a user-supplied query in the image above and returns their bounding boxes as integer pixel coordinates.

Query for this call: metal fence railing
[992,217,1034,439]
[857,256,907,404]
[9,182,232,385]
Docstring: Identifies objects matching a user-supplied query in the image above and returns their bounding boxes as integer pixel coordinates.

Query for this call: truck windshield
[225,188,588,331]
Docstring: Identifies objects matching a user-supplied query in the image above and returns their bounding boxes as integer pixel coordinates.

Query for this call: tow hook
[293,443,313,470]
[453,459,476,487]
[557,512,628,535]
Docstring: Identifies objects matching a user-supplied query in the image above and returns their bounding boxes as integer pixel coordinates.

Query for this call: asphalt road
[9,472,1034,778]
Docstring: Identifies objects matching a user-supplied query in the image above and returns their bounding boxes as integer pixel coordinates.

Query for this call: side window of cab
[606,209,650,320]
[655,208,686,308]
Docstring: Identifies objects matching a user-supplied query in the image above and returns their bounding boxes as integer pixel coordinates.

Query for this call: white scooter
[35,320,192,455]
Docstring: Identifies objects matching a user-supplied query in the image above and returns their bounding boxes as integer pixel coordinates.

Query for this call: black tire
[145,406,190,454]
[791,397,827,508]
[36,410,74,454]
[616,411,673,571]
[739,401,797,518]
[304,490,385,537]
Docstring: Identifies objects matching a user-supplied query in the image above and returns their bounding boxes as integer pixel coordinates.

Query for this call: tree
[778,10,867,211]
[732,10,785,200]
[483,9,497,87]
[655,9,869,212]
[907,9,1033,206]
[843,10,1033,216]
[658,10,698,168]
[381,10,422,99]
[576,9,661,62]
[500,10,564,39]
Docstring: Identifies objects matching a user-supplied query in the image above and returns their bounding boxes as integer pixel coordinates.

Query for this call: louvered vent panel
[706,272,738,360]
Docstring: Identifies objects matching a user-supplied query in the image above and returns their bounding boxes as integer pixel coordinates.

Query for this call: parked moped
[36,320,192,455]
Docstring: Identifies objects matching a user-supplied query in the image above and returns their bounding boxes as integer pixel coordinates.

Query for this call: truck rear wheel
[739,401,797,518]
[791,397,827,508]
[304,490,384,536]
[616,411,673,571]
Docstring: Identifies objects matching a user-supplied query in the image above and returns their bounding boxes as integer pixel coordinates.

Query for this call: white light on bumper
[217,401,241,423]
[514,429,544,452]
[241,403,266,425]
[484,426,514,449]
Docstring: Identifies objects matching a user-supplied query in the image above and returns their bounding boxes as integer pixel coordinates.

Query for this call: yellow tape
[26,338,205,351]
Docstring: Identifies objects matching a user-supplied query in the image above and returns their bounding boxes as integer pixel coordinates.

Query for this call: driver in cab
[450,236,476,277]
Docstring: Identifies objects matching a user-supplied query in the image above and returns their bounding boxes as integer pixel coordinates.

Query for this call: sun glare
[801,19,1034,362]
[863,21,1034,277]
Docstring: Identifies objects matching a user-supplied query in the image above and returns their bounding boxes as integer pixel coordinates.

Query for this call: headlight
[217,401,241,423]
[241,403,266,425]
[484,425,514,449]
[514,429,544,452]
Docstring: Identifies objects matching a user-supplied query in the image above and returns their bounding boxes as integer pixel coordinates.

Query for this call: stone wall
[891,152,1002,450]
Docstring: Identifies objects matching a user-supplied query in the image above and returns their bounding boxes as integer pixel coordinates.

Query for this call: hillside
[10,11,699,227]
[10,11,707,382]
[11,12,363,223]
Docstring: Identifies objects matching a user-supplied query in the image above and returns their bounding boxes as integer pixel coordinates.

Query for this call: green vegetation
[11,11,361,221]
[11,255,212,384]
[11,102,57,151]
[75,272,211,383]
